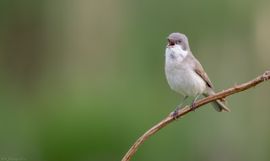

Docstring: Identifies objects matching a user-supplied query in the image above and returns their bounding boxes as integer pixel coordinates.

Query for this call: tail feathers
[212,100,231,112]
[203,91,231,112]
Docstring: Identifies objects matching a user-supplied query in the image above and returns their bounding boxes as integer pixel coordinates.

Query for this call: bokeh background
[0,0,270,161]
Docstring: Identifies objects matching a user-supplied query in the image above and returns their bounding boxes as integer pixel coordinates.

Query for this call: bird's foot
[190,94,200,111]
[190,102,196,111]
[170,107,180,119]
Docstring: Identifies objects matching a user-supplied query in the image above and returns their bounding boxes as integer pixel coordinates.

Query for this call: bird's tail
[204,90,231,112]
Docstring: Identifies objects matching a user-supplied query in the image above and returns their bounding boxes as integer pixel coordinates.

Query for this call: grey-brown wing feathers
[187,54,213,88]
[194,64,213,88]
[186,54,231,112]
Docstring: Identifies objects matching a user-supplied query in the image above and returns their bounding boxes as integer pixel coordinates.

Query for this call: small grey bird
[165,32,230,113]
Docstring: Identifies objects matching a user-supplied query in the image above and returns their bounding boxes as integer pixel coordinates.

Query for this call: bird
[164,32,230,115]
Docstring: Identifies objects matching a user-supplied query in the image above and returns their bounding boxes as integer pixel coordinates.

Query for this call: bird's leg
[191,94,201,111]
[171,96,188,118]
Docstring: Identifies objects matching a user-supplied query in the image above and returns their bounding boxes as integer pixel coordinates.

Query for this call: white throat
[165,45,188,62]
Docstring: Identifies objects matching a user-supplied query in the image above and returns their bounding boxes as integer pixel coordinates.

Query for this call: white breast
[165,45,206,96]
[165,45,188,62]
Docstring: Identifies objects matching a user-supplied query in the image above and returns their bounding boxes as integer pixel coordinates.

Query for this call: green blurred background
[0,0,270,161]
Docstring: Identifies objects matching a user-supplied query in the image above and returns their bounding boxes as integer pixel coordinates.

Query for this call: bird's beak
[167,43,174,48]
[167,40,175,47]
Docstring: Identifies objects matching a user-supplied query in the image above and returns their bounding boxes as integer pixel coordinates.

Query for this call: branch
[121,70,270,161]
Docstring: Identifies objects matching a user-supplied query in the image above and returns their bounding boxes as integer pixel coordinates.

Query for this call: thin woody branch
[121,70,270,161]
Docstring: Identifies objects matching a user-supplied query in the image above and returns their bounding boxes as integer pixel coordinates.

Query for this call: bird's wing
[186,54,214,89]
[194,59,213,88]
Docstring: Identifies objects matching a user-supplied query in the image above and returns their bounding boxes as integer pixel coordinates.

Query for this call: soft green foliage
[0,0,270,161]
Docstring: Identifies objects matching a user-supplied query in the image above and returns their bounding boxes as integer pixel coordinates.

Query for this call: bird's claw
[190,102,196,111]
[170,107,180,119]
